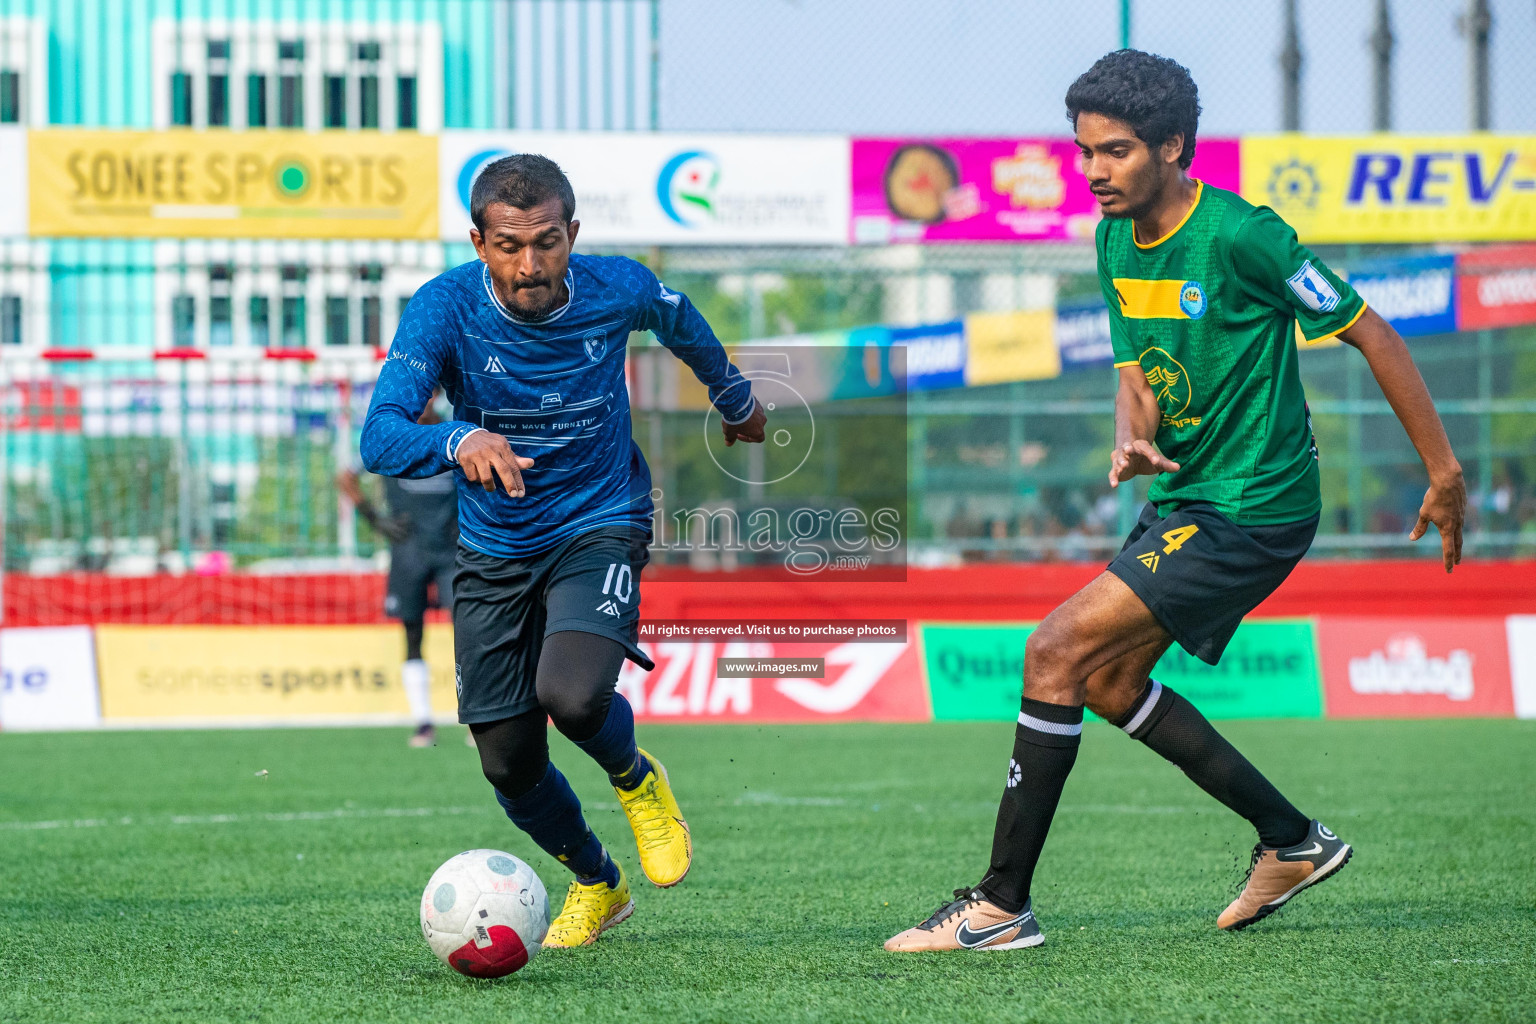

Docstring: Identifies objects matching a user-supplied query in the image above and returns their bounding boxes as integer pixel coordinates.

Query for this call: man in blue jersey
[360,154,766,947]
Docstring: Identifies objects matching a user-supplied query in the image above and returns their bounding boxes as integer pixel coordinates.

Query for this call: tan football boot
[884,888,1043,952]
[1219,820,1352,931]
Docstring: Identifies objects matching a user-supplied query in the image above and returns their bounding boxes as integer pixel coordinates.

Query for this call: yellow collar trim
[1133,180,1203,250]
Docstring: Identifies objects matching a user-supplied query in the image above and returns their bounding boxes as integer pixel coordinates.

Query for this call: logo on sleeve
[1287,261,1341,313]
[658,283,682,308]
[1178,281,1207,319]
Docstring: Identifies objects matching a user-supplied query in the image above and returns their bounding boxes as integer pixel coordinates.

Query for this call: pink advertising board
[850,137,1241,244]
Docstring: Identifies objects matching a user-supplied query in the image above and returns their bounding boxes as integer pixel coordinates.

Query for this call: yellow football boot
[542,864,634,948]
[614,749,693,887]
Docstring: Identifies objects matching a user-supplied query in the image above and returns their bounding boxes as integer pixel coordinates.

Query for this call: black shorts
[1107,502,1318,666]
[385,542,457,622]
[452,526,655,725]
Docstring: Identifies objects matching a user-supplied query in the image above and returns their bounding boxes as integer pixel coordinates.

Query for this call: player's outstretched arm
[633,266,761,435]
[1338,308,1465,572]
[1109,363,1181,486]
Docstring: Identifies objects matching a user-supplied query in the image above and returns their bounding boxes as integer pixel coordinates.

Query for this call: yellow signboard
[1243,135,1536,243]
[95,624,456,721]
[28,129,439,239]
[963,309,1060,385]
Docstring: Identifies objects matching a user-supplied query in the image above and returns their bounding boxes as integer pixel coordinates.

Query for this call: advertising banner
[1054,296,1115,369]
[617,640,928,723]
[849,137,1240,244]
[1456,244,1536,330]
[28,129,439,239]
[1505,615,1536,719]
[1346,253,1457,338]
[1316,616,1514,718]
[922,620,1322,721]
[963,309,1060,385]
[891,321,967,391]
[0,626,101,731]
[94,624,456,722]
[439,131,849,245]
[1243,135,1536,243]
[0,126,25,236]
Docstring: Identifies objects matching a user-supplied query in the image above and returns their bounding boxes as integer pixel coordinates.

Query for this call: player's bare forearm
[336,469,365,507]
[1339,307,1466,570]
[1110,364,1180,486]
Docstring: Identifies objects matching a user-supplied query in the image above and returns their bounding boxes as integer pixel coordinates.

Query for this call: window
[398,292,416,322]
[152,19,442,131]
[362,295,382,347]
[209,264,232,346]
[207,75,229,126]
[206,40,230,127]
[278,39,304,128]
[0,295,21,345]
[355,40,381,129]
[358,264,384,347]
[171,295,196,348]
[0,70,18,124]
[397,76,417,129]
[249,295,270,347]
[281,294,306,347]
[246,73,268,127]
[325,296,349,346]
[280,265,307,348]
[278,74,302,127]
[170,71,193,126]
[324,75,346,128]
[359,75,380,129]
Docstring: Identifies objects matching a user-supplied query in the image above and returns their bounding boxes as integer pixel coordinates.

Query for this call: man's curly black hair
[1065,50,1201,170]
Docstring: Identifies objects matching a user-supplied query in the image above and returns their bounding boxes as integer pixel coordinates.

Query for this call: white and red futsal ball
[420,849,549,978]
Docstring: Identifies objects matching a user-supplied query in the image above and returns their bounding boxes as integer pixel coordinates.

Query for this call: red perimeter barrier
[3,560,1533,627]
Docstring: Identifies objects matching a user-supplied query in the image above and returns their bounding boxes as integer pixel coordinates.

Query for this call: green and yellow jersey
[1097,180,1366,525]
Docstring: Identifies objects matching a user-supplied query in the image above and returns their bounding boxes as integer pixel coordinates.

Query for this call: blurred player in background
[886,50,1466,953]
[337,390,463,749]
[360,155,767,947]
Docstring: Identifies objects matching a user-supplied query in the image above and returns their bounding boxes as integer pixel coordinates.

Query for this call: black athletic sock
[1113,679,1310,849]
[977,697,1084,914]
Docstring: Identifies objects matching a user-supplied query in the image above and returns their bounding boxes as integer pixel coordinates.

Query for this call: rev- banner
[1244,135,1536,244]
[28,129,439,239]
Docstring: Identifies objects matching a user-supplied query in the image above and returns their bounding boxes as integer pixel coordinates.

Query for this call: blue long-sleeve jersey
[360,253,754,559]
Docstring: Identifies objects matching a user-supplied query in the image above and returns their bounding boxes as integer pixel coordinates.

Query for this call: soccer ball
[420,849,549,978]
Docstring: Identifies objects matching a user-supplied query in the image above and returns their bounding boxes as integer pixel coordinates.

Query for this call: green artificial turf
[1,719,1533,1023]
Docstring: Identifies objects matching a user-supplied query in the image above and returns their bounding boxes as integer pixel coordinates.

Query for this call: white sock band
[402,659,433,724]
[1120,679,1164,735]
[1017,711,1083,737]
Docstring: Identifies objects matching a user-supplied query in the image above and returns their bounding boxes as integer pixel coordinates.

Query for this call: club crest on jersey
[1178,281,1207,319]
[1287,260,1341,313]
[1140,346,1200,428]
[583,329,606,362]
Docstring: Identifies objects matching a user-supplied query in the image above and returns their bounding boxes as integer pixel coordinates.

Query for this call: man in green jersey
[885,49,1466,953]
